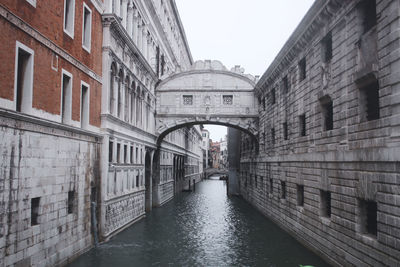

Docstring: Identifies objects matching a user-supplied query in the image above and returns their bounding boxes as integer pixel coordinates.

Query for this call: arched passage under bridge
[155,60,259,146]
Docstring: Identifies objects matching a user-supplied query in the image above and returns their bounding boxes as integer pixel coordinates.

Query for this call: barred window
[223,95,233,105]
[183,95,193,105]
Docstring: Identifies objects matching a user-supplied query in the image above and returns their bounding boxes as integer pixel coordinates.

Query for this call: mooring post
[188,179,191,192]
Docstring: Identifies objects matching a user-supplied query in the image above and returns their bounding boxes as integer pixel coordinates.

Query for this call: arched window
[117,69,123,118]
[146,95,151,131]
[136,86,141,126]
[130,81,136,124]
[109,63,117,114]
[124,76,129,122]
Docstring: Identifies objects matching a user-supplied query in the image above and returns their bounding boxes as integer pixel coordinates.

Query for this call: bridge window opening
[321,32,332,63]
[299,57,306,81]
[359,199,377,236]
[359,80,380,122]
[67,190,75,214]
[31,197,40,226]
[297,185,304,206]
[269,178,273,194]
[109,141,113,162]
[271,128,275,145]
[117,143,121,163]
[282,75,289,94]
[183,95,193,105]
[223,95,233,105]
[136,175,139,188]
[319,96,333,131]
[124,144,127,163]
[280,181,286,200]
[135,147,138,164]
[320,190,331,218]
[299,114,306,136]
[283,122,288,140]
[359,0,377,34]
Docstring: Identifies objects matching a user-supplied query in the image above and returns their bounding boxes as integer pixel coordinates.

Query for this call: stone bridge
[204,168,228,178]
[155,60,259,144]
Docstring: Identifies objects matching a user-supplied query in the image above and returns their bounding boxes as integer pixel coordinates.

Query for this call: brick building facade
[0,0,203,266]
[0,0,103,266]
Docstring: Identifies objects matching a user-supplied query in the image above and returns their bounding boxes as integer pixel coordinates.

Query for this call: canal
[69,178,329,267]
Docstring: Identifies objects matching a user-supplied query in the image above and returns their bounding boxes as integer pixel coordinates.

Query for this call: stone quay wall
[0,110,101,267]
[240,0,400,266]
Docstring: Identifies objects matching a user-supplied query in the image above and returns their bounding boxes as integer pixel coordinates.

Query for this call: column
[137,20,142,51]
[132,10,138,44]
[127,4,133,38]
[115,0,120,17]
[142,27,147,58]
[121,0,128,28]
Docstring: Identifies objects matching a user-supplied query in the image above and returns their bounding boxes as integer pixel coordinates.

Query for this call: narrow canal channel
[70,178,329,267]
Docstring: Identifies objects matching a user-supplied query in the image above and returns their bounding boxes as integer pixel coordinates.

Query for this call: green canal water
[69,178,330,267]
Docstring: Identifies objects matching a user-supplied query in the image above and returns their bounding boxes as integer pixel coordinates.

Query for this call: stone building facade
[240,0,400,266]
[0,0,203,266]
[99,0,202,240]
[0,0,103,266]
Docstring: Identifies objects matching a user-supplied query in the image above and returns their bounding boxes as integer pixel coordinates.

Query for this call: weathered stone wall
[241,0,400,266]
[104,190,145,235]
[158,181,174,206]
[0,111,101,267]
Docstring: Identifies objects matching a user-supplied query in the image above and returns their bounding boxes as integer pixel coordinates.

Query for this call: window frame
[80,80,90,129]
[63,0,76,39]
[61,69,73,124]
[82,2,92,53]
[14,41,34,114]
[26,0,36,7]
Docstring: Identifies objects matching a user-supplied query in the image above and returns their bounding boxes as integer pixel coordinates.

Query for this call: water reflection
[69,178,329,267]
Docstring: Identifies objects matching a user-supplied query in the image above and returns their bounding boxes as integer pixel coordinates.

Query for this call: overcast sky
[174,0,315,141]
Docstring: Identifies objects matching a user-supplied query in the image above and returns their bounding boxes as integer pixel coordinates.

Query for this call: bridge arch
[155,60,259,145]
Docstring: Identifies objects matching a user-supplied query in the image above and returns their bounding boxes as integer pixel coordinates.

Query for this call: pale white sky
[175,0,315,141]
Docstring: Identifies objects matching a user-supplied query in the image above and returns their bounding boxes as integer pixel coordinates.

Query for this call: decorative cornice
[255,0,343,95]
[169,0,194,65]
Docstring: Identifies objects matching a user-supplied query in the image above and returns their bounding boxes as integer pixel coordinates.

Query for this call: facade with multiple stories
[240,0,400,266]
[99,0,201,239]
[0,0,203,266]
[0,0,103,266]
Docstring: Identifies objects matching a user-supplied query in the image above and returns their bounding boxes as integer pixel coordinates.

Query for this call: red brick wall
[0,0,103,76]
[0,1,102,127]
